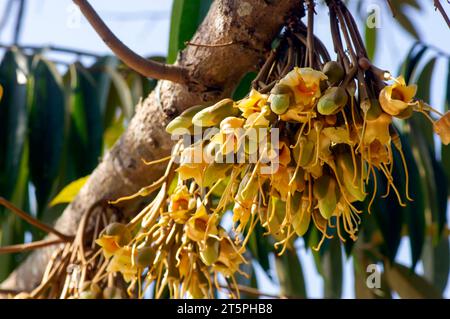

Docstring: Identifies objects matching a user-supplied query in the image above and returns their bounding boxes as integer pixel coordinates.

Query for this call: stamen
[392,135,413,202]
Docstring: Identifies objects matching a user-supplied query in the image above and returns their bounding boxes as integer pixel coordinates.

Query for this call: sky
[0,0,449,299]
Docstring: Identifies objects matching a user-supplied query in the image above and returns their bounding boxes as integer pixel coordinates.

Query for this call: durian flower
[96,235,122,258]
[279,67,327,107]
[209,116,245,156]
[363,113,393,145]
[434,111,450,145]
[186,204,219,242]
[379,76,417,116]
[212,236,245,278]
[168,185,194,223]
[265,141,292,200]
[237,89,268,118]
[106,247,138,283]
[177,143,209,186]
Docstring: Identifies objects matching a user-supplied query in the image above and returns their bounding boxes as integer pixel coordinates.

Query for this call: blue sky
[0,0,449,299]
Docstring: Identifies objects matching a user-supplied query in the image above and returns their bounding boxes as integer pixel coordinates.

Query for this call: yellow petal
[434,111,450,145]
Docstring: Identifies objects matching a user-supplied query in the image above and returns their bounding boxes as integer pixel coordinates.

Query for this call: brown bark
[0,0,302,293]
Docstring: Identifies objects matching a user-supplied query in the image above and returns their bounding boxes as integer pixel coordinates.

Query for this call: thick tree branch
[72,0,189,84]
[1,0,302,294]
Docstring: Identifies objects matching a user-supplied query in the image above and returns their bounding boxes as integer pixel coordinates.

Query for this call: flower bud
[434,111,450,145]
[322,61,345,85]
[192,98,238,127]
[135,246,156,268]
[317,87,348,115]
[165,105,206,134]
[200,237,220,266]
[313,175,340,219]
[105,222,131,246]
[103,287,124,299]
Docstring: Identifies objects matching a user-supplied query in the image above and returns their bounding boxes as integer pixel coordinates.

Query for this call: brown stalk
[72,0,189,84]
[306,0,315,67]
[0,197,71,241]
[0,238,65,254]
[434,0,450,28]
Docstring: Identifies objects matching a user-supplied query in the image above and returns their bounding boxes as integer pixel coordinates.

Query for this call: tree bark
[1,0,302,293]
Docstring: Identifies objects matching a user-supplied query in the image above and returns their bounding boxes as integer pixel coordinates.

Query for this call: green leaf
[63,63,103,181]
[441,60,450,191]
[49,175,89,207]
[364,21,377,61]
[407,119,447,243]
[385,262,442,298]
[247,224,271,277]
[104,67,134,125]
[400,43,427,84]
[27,56,65,214]
[275,248,307,298]
[321,237,343,298]
[0,48,29,200]
[422,235,449,294]
[353,251,392,299]
[397,133,425,270]
[235,255,257,299]
[233,72,257,100]
[89,56,119,117]
[411,58,436,153]
[429,154,448,238]
[167,0,212,64]
[103,116,125,150]
[390,2,420,40]
[372,168,403,261]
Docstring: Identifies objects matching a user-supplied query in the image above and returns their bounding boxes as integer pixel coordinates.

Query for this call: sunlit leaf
[385,262,442,299]
[275,248,306,298]
[49,175,89,207]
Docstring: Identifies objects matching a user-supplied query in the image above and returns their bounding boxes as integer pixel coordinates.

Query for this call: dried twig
[434,0,450,29]
[0,238,65,254]
[0,197,71,241]
[185,41,235,48]
[13,0,26,44]
[73,0,189,84]
[0,43,101,58]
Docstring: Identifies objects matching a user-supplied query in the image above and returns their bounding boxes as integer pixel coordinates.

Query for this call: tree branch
[72,0,189,84]
[0,43,101,58]
[1,0,302,294]
[0,239,66,255]
[0,197,71,241]
[434,0,450,29]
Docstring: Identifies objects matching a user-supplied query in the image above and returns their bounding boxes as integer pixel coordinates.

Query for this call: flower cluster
[95,63,449,298]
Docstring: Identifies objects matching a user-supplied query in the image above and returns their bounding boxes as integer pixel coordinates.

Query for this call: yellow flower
[210,117,245,156]
[364,140,390,167]
[186,205,218,242]
[379,76,417,116]
[237,89,268,118]
[107,247,138,283]
[212,237,245,277]
[96,235,121,258]
[363,113,393,145]
[279,67,327,107]
[168,185,194,223]
[434,111,450,145]
[177,143,208,186]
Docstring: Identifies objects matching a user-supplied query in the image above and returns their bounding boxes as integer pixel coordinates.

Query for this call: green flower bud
[192,99,238,127]
[317,87,348,115]
[323,61,345,85]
